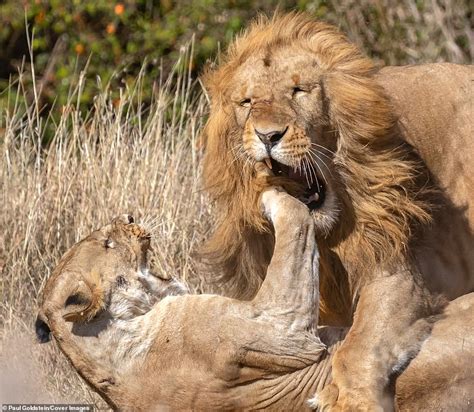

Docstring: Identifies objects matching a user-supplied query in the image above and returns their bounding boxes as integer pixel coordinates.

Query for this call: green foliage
[0,0,280,114]
[0,0,472,121]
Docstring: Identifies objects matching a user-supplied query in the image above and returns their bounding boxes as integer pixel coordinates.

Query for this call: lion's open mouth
[268,158,326,210]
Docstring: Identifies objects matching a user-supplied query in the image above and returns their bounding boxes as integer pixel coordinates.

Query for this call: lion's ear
[62,274,104,323]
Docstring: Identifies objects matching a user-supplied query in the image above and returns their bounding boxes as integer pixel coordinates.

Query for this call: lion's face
[227,45,339,230]
[201,13,430,302]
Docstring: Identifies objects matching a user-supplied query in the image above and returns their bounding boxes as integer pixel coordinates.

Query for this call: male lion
[36,188,474,411]
[200,13,474,410]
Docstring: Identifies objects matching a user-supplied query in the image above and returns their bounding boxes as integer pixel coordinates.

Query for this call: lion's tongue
[289,167,308,184]
[288,167,321,204]
[271,161,322,206]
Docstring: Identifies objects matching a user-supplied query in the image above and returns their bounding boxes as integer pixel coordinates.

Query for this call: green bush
[0,0,471,121]
[0,0,271,112]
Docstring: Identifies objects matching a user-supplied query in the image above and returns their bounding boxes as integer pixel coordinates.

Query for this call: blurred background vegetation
[0,0,472,126]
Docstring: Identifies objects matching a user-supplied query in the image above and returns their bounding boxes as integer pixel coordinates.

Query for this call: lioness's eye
[105,238,115,249]
[292,86,307,96]
[239,98,251,107]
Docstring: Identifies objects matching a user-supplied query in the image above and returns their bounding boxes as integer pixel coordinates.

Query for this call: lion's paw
[309,384,383,412]
[308,383,339,411]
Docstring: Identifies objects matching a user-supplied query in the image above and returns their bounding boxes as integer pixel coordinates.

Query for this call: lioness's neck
[72,296,174,375]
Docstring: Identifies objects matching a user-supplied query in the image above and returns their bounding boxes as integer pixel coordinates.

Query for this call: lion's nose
[255,126,288,148]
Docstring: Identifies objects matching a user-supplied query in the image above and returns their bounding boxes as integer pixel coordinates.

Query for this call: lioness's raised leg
[257,167,442,410]
[233,167,326,372]
[253,181,320,331]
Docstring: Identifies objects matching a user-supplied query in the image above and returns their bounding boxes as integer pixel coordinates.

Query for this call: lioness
[36,179,474,411]
[200,12,474,409]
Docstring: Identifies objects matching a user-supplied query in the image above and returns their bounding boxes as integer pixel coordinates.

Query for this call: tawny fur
[200,13,435,321]
[199,12,473,409]
[36,204,474,411]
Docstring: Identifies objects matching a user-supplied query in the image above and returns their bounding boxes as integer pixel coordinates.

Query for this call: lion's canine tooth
[309,193,320,202]
[264,158,272,170]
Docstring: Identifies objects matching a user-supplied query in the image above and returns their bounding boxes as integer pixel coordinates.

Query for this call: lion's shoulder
[377,63,474,217]
[376,63,472,143]
[376,63,474,298]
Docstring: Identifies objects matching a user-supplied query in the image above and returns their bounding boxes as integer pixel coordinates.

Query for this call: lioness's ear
[63,276,104,323]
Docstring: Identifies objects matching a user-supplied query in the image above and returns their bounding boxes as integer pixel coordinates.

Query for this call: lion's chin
[267,157,339,236]
[269,157,326,210]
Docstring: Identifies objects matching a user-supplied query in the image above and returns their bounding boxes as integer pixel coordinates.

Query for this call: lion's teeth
[308,193,320,203]
[264,158,272,170]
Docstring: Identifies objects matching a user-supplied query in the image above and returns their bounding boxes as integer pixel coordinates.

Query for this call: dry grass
[325,0,472,65]
[0,48,211,408]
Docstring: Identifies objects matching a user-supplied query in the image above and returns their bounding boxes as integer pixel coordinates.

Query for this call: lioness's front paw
[260,188,309,224]
[310,384,383,412]
[255,161,311,226]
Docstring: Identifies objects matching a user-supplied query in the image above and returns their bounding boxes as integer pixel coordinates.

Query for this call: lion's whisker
[310,142,335,156]
[143,215,161,228]
[308,152,329,185]
[241,149,256,175]
[300,157,312,189]
[306,156,319,188]
[230,143,247,166]
[308,149,333,179]
[139,217,150,228]
[139,217,157,235]
[304,155,320,190]
[309,144,334,161]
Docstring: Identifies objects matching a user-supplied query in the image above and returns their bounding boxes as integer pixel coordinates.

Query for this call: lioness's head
[36,215,186,342]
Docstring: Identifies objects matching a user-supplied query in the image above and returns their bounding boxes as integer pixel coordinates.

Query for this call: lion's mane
[200,13,431,323]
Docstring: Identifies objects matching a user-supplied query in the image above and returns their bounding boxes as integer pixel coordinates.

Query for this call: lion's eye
[292,86,307,96]
[105,238,115,249]
[239,98,251,107]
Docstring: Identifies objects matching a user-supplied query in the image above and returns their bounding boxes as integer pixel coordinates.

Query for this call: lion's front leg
[313,268,441,411]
